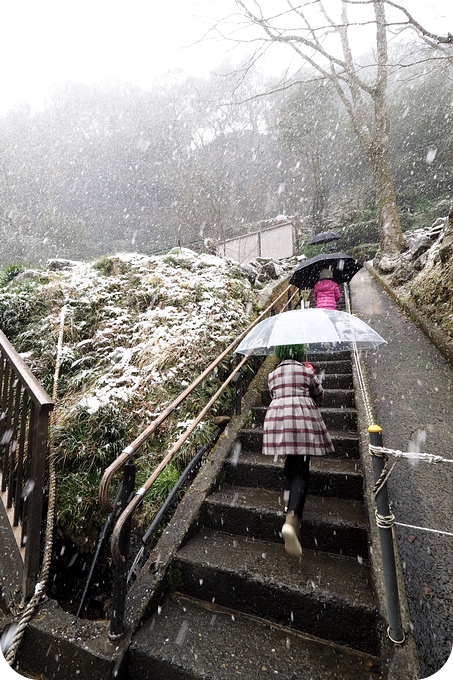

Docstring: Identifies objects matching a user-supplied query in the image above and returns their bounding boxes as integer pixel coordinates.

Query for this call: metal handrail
[98,285,297,513]
[110,351,250,565]
[99,282,300,638]
[0,329,54,600]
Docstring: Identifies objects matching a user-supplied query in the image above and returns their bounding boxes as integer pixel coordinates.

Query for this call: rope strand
[370,444,453,466]
[394,522,453,538]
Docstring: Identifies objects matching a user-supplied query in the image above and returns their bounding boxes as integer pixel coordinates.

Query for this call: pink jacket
[313,279,341,310]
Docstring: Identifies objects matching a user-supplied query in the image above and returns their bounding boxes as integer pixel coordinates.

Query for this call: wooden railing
[0,329,54,601]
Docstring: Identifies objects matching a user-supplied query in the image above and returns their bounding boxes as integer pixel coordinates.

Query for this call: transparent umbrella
[236,308,386,355]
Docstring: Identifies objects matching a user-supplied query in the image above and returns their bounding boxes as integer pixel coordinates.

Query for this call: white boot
[282,511,302,557]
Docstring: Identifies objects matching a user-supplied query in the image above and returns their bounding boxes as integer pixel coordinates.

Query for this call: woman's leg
[283,459,291,511]
[284,455,310,520]
[282,455,310,558]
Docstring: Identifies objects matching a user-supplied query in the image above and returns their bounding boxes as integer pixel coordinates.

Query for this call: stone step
[322,388,355,408]
[320,373,354,389]
[251,405,358,431]
[239,428,360,459]
[129,593,381,680]
[309,358,352,374]
[260,387,355,408]
[307,350,351,362]
[173,529,379,655]
[224,451,364,500]
[202,484,368,557]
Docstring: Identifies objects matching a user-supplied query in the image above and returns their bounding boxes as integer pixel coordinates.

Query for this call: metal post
[234,353,242,415]
[368,425,405,644]
[109,458,136,640]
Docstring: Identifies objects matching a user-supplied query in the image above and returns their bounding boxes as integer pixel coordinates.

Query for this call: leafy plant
[0,263,27,286]
[92,255,131,276]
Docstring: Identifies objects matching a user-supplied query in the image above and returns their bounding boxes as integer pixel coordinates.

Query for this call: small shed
[217,220,297,264]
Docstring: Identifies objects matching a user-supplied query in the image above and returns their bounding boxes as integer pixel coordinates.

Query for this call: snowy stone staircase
[128,350,383,679]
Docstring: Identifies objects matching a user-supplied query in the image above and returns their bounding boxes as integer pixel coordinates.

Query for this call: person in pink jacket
[313,269,341,310]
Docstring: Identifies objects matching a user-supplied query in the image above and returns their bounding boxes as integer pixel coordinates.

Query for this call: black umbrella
[289,252,362,289]
[308,231,341,245]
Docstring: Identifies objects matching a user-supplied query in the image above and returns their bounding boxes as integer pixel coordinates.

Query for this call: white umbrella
[236,309,386,355]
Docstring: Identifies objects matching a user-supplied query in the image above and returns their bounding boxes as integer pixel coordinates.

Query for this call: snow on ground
[4,248,257,417]
[0,247,286,539]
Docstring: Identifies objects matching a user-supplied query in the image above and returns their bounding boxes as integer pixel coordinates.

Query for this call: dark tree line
[0,43,451,268]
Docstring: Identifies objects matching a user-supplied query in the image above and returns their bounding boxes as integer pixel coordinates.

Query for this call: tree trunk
[369,0,406,266]
[310,149,327,231]
[368,137,406,263]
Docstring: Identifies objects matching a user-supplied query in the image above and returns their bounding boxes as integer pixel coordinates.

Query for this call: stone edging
[365,263,453,368]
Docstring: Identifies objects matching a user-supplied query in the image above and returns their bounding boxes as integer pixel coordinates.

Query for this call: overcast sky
[1,0,452,115]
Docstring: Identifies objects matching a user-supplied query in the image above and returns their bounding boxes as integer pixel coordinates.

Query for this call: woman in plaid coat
[262,344,334,557]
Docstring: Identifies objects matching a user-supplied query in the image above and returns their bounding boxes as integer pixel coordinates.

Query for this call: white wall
[218,222,295,263]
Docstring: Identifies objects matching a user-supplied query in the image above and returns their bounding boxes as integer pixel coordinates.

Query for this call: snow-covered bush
[0,248,259,545]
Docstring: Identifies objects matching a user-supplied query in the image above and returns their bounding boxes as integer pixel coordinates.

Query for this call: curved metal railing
[97,281,300,637]
[109,350,251,564]
[99,285,299,535]
[99,285,297,515]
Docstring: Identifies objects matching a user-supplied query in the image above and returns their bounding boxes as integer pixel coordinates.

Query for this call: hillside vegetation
[0,249,260,546]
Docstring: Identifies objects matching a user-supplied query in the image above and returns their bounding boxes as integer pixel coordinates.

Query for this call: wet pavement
[350,267,453,679]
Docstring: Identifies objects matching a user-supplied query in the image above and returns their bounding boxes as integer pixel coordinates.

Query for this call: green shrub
[348,243,379,261]
[339,220,379,250]
[0,263,27,286]
[92,255,131,276]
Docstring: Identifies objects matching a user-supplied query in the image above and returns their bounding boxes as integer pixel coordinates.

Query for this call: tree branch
[384,0,453,44]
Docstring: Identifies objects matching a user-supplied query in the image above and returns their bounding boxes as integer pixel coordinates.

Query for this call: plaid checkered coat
[262,360,335,458]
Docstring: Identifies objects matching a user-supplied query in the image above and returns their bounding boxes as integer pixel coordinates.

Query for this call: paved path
[350,268,453,678]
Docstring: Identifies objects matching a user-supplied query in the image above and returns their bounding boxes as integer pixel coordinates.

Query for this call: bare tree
[230,0,452,266]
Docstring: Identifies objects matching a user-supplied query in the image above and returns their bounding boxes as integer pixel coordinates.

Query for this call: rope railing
[345,283,452,644]
[343,284,375,425]
[369,442,453,538]
[343,285,404,642]
[369,444,453,466]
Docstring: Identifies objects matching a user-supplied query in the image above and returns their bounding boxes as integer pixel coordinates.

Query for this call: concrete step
[322,388,355,408]
[309,358,352,374]
[261,387,355,408]
[173,529,379,655]
[318,373,354,389]
[224,451,364,500]
[202,485,368,557]
[239,428,360,459]
[129,593,381,680]
[251,405,358,431]
[307,350,351,362]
